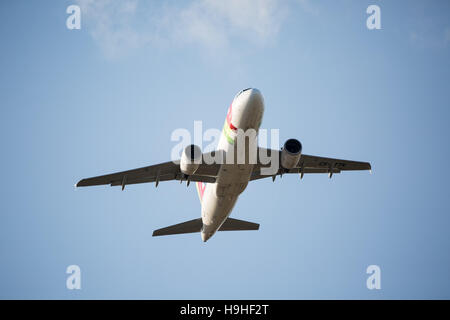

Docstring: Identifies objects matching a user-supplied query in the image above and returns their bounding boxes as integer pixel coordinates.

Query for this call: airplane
[76,88,371,242]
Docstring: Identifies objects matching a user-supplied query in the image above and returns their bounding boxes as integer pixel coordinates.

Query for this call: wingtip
[75,180,84,188]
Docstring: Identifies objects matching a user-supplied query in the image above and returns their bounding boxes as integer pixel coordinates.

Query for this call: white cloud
[75,0,145,58]
[76,0,289,59]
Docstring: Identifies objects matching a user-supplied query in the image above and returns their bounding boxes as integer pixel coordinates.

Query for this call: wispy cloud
[76,0,290,59]
[75,0,145,58]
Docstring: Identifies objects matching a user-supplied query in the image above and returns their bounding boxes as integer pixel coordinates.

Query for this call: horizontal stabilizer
[152,218,202,237]
[152,217,259,237]
[219,218,259,231]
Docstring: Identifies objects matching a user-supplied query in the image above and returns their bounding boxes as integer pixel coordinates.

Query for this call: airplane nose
[245,88,264,117]
[249,88,262,99]
[232,88,265,130]
[241,88,263,103]
[238,88,263,110]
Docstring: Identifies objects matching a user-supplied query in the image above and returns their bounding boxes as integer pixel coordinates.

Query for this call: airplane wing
[76,152,221,189]
[251,148,371,181]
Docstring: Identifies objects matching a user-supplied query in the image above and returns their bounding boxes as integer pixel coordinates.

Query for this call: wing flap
[76,151,221,188]
[252,148,371,181]
[76,161,179,187]
[109,173,216,186]
[250,168,341,181]
[300,154,371,171]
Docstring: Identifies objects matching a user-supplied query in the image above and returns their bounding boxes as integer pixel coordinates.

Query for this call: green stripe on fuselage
[222,121,235,145]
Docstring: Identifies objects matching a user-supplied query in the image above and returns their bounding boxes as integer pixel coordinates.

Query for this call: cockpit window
[234,88,252,99]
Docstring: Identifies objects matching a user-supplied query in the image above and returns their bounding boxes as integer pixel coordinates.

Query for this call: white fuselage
[199,88,264,242]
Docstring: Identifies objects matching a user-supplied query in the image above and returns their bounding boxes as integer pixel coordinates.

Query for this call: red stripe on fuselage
[226,103,237,131]
[197,182,206,201]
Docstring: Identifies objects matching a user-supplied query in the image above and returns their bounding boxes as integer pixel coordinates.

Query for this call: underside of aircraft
[76,88,371,241]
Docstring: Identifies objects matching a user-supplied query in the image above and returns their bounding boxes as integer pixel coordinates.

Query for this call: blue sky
[0,0,449,299]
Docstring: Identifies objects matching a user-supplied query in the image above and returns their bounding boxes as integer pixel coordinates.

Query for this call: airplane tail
[152,217,259,237]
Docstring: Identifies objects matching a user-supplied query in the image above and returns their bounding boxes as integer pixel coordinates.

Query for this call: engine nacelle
[281,139,302,169]
[180,144,202,175]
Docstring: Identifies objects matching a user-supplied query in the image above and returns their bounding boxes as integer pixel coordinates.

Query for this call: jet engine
[180,144,202,175]
[281,139,302,169]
